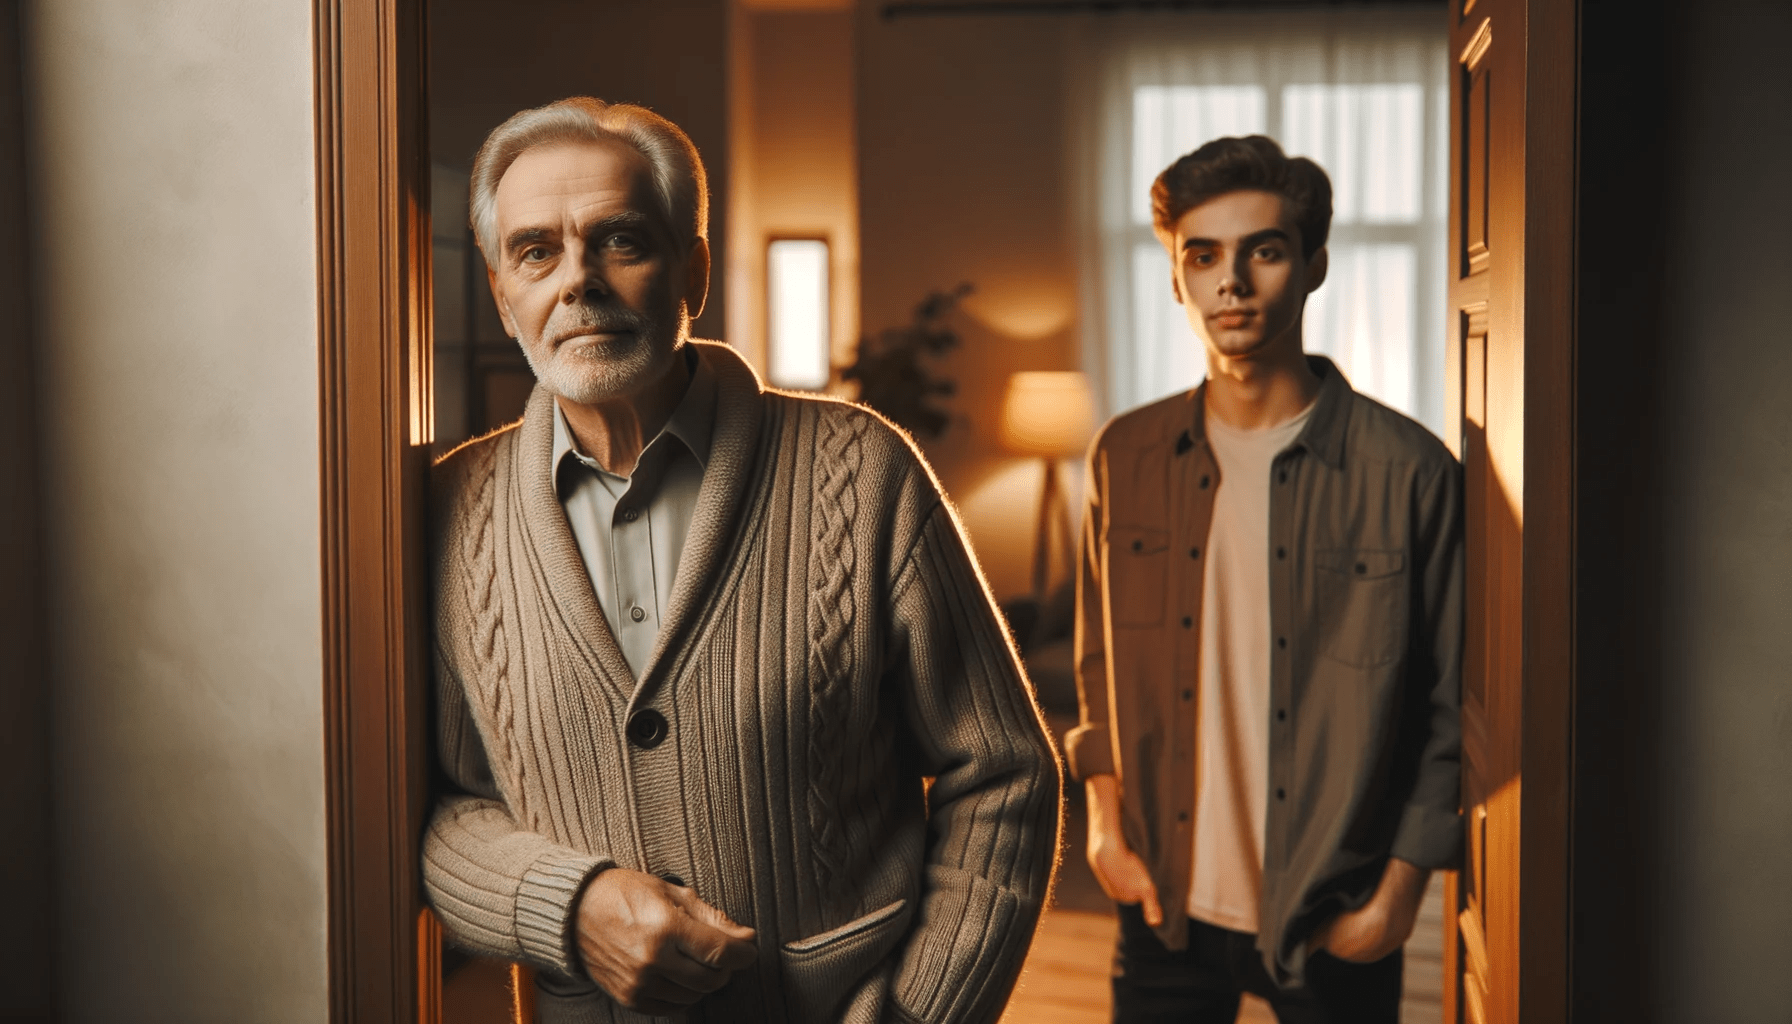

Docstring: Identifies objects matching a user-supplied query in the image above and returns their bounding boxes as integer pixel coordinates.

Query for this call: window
[1078,13,1449,435]
[766,238,831,391]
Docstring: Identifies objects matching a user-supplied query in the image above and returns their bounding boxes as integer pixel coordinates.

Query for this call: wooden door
[1442,0,1574,1022]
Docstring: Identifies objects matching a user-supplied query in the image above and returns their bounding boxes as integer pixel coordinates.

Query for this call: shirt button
[1276,546,1286,560]
[1277,637,1287,649]
[626,709,668,749]
[622,507,640,523]
[1189,547,1200,559]
[630,605,646,623]
[1177,811,1189,822]
[1182,688,1194,701]
[1277,708,1287,721]
[1181,616,1193,629]
[1276,788,1287,801]
[1199,475,1211,490]
[1278,470,1289,484]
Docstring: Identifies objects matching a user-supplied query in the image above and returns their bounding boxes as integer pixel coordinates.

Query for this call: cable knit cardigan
[423,341,1061,1024]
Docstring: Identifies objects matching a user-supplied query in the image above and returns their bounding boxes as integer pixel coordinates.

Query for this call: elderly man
[423,97,1059,1024]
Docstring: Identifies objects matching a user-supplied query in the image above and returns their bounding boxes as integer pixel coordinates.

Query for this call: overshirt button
[1177,811,1189,822]
[1182,688,1194,701]
[1181,616,1193,629]
[1277,637,1287,649]
[1189,547,1200,559]
[622,507,640,523]
[1132,539,1144,552]
[630,605,646,622]
[1277,708,1287,721]
[1276,788,1286,800]
[1199,475,1211,489]
[1356,562,1368,574]
[1277,546,1286,560]
[626,708,668,749]
[1279,470,1288,484]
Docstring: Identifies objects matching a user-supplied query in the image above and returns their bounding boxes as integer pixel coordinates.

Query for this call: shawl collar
[509,341,768,704]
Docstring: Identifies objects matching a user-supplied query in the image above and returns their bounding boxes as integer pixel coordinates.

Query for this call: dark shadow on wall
[0,1,57,1021]
[1562,4,1670,1018]
[1570,2,1670,1020]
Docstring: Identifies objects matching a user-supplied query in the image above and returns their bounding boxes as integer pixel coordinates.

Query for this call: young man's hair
[1150,135,1333,261]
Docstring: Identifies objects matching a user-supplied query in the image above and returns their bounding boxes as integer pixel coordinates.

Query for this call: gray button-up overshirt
[1067,355,1464,986]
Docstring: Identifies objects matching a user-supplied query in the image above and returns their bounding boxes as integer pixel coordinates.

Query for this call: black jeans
[1111,904,1403,1024]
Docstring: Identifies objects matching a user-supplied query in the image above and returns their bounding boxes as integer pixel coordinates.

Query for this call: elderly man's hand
[574,869,758,1015]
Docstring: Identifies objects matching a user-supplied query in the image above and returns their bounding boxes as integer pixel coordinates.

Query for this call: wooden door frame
[314,1,440,1022]
[1441,1,1576,1022]
[1517,0,1574,1020]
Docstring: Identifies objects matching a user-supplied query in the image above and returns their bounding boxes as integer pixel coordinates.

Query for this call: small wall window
[766,237,831,391]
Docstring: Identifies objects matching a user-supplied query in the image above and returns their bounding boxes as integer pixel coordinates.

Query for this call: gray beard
[519,300,687,405]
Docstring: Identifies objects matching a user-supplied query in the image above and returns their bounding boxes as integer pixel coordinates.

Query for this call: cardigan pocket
[781,898,912,1022]
[1314,549,1408,668]
[1106,525,1170,628]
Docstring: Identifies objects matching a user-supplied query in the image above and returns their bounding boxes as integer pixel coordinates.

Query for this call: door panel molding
[1443,0,1575,1021]
[314,0,436,1021]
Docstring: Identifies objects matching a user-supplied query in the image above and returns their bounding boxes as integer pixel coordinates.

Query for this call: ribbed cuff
[515,849,612,976]
[1062,722,1114,781]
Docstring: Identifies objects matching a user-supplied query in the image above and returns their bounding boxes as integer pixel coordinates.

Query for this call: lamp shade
[1000,371,1096,458]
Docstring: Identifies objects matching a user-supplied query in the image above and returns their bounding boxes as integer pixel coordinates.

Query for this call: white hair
[469,96,708,261]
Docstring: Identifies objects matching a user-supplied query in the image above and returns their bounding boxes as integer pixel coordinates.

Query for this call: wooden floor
[443,873,1443,1024]
[1001,873,1446,1024]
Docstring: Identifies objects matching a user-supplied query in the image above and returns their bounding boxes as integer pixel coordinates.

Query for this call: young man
[1066,136,1463,1022]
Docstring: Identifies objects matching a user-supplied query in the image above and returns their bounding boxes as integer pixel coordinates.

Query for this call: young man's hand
[573,868,758,1014]
[1084,774,1164,926]
[1308,857,1428,963]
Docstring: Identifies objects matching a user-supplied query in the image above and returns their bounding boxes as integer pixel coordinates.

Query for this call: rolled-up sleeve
[1389,458,1465,869]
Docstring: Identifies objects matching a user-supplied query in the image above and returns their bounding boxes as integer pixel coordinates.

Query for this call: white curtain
[1069,10,1450,435]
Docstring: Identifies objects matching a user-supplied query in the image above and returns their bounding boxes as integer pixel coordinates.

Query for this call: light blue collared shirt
[551,349,716,678]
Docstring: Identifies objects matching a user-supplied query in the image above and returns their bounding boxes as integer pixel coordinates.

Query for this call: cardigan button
[627,708,668,749]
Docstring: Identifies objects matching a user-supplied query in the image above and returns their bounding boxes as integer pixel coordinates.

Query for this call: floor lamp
[999,371,1097,602]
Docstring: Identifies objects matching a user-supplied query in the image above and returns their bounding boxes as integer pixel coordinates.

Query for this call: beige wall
[857,7,1082,599]
[24,1,328,1020]
[1651,1,1792,1014]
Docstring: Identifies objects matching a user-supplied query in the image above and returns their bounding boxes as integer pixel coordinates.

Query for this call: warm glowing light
[1000,371,1097,458]
[767,238,830,390]
[962,283,1076,341]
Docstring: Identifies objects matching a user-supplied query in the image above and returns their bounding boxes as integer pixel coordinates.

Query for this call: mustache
[546,302,657,345]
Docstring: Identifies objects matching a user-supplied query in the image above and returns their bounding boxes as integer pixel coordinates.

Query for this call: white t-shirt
[1186,401,1314,933]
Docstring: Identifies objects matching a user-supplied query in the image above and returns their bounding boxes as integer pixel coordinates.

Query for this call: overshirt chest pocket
[1106,525,1170,628]
[1314,549,1408,668]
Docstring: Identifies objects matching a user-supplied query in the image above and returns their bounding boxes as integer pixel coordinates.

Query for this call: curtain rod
[881,0,1444,19]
